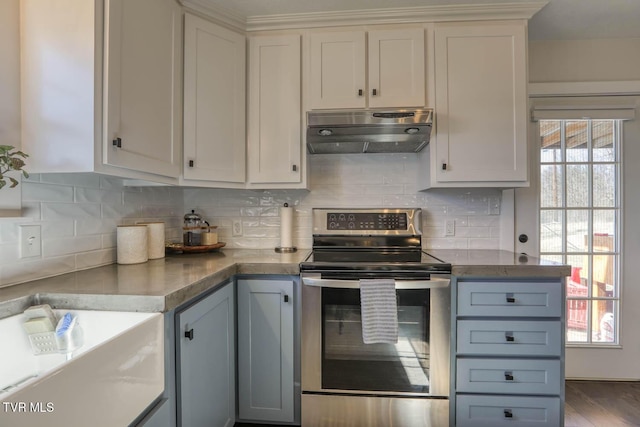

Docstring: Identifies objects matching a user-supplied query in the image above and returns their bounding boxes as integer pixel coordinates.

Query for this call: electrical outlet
[20,224,42,258]
[232,219,243,237]
[444,219,455,237]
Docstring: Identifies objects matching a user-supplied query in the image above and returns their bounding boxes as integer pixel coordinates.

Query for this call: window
[538,119,620,345]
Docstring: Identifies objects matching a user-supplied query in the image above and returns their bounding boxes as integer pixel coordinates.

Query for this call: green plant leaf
[9,177,18,188]
[23,170,29,179]
[0,180,6,190]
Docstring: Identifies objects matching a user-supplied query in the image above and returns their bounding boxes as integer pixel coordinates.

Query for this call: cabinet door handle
[358,89,363,96]
[283,294,289,303]
[442,163,447,171]
[372,88,377,96]
[505,332,515,342]
[185,328,194,340]
[292,164,297,172]
[112,137,122,148]
[188,160,194,167]
[504,409,513,419]
[504,372,514,381]
[506,294,516,303]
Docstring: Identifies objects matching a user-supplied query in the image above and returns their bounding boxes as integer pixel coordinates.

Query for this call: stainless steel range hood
[306,109,433,154]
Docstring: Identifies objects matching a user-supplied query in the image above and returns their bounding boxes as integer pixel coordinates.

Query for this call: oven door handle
[301,274,450,289]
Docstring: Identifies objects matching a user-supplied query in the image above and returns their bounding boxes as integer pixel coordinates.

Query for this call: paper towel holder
[275,203,297,253]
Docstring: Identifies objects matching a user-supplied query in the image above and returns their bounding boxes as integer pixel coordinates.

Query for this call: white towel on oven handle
[359,278,398,344]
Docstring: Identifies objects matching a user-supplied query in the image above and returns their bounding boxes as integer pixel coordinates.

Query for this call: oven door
[301,273,450,398]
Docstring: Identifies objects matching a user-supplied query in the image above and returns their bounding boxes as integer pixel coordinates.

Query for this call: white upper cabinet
[309,31,366,109]
[21,0,181,182]
[247,34,303,187]
[104,0,182,179]
[182,14,246,185]
[367,28,425,108]
[427,21,528,187]
[309,28,425,110]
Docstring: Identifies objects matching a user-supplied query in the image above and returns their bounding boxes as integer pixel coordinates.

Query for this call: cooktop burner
[304,249,444,264]
[301,208,451,275]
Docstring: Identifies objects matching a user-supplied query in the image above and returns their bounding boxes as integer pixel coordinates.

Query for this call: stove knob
[348,214,355,221]
[329,214,337,221]
[329,222,337,229]
[339,214,346,221]
[348,222,355,229]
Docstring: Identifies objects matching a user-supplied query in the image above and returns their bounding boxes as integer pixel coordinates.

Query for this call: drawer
[456,395,561,427]
[456,358,562,395]
[457,320,562,356]
[458,281,562,318]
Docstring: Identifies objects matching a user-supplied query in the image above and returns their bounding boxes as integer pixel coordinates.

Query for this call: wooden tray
[165,242,226,254]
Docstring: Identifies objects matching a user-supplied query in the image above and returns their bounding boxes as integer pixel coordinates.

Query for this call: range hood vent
[306,109,433,154]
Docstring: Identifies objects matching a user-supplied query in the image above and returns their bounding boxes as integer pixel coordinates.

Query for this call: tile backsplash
[0,173,183,287]
[185,154,502,251]
[0,154,502,287]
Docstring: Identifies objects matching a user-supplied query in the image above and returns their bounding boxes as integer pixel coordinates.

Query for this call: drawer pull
[506,293,516,303]
[505,332,515,342]
[504,409,513,418]
[505,372,514,381]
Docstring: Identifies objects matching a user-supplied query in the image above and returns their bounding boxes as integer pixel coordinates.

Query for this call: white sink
[0,309,164,426]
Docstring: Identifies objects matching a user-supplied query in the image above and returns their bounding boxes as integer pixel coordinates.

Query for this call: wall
[0,174,183,288]
[185,154,502,250]
[529,38,640,83]
[0,0,20,148]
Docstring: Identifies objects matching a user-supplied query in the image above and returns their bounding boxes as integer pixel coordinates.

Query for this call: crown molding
[179,1,548,32]
[179,0,246,32]
[245,2,548,31]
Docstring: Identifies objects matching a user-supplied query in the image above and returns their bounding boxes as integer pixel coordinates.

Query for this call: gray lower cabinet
[452,278,565,427]
[177,281,236,427]
[237,278,295,423]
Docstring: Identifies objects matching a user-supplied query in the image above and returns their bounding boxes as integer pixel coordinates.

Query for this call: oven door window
[321,287,430,394]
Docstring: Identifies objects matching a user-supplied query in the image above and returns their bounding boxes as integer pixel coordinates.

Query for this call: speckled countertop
[0,249,569,318]
[430,249,571,278]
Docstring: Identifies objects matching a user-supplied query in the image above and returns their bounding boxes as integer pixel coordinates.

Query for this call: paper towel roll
[117,225,148,264]
[279,205,294,249]
[138,222,165,259]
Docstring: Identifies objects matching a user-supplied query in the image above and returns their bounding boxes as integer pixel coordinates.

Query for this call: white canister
[137,222,165,259]
[117,225,149,264]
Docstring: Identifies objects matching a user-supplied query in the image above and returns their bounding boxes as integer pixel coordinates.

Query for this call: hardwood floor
[236,381,640,427]
[565,380,640,426]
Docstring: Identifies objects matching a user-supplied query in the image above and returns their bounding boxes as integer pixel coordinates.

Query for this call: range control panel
[326,212,408,231]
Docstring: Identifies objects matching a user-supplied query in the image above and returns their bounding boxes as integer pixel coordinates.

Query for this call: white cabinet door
[309,31,366,109]
[104,0,181,178]
[432,21,528,186]
[182,14,246,184]
[368,28,425,108]
[309,28,425,110]
[237,278,295,423]
[177,282,235,427]
[247,34,302,186]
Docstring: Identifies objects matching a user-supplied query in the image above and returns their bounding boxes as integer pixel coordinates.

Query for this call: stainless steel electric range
[300,208,451,427]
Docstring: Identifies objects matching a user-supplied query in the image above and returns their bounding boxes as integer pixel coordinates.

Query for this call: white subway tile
[43,235,102,257]
[76,249,117,270]
[469,239,500,250]
[42,220,75,239]
[1,255,76,286]
[76,218,118,235]
[40,173,101,188]
[22,182,74,202]
[43,202,101,220]
[75,187,123,205]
